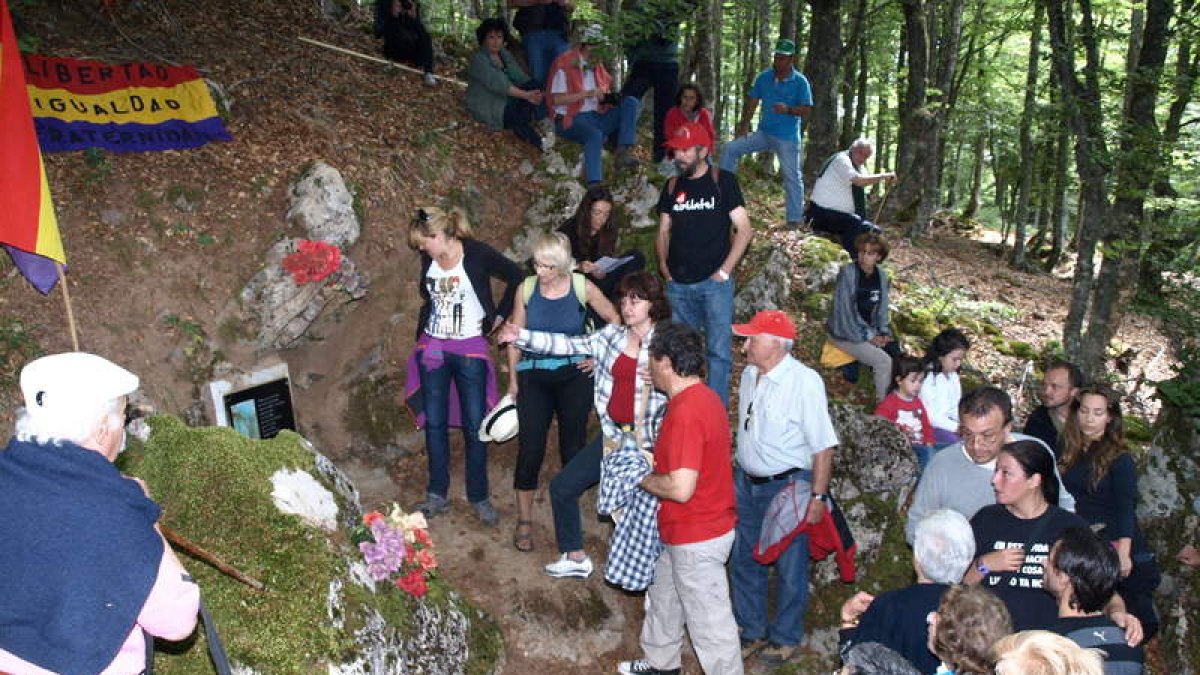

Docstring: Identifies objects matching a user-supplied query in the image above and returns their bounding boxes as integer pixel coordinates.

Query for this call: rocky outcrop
[239,162,369,350]
[1139,403,1200,674]
[127,416,500,674]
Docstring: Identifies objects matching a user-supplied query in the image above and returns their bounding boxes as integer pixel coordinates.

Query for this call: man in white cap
[730,310,838,666]
[0,352,200,674]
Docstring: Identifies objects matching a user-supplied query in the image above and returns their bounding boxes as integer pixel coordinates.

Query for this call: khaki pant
[640,529,743,674]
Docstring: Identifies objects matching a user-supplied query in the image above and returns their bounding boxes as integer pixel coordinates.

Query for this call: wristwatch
[976,561,991,576]
[716,269,730,281]
[811,492,830,504]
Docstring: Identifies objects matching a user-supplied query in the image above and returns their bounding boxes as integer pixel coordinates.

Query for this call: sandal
[513,520,534,553]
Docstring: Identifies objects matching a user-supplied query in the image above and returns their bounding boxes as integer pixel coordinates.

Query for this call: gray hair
[530,231,576,276]
[843,642,921,675]
[14,396,124,446]
[914,509,976,583]
[850,138,874,154]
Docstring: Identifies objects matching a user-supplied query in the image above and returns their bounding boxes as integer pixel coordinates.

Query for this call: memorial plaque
[221,377,296,440]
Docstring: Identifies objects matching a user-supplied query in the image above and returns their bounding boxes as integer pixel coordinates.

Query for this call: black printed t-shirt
[970,503,1088,631]
[657,169,746,284]
[856,266,882,324]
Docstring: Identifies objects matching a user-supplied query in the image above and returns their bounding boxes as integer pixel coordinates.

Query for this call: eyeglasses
[960,428,1003,447]
[532,261,555,270]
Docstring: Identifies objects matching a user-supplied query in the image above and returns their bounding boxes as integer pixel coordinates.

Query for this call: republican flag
[0,0,66,294]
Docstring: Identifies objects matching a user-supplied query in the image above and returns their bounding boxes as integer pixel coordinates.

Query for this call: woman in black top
[557,185,645,302]
[1059,387,1161,640]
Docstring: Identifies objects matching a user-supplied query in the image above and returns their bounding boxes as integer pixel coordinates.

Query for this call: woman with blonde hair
[927,584,1012,675]
[1059,386,1161,639]
[992,630,1104,675]
[405,206,523,526]
[505,232,618,551]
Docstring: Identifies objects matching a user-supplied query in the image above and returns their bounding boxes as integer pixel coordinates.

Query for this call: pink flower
[363,511,384,525]
[415,548,437,571]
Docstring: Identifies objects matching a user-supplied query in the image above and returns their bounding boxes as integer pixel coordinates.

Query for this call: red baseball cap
[663,121,713,151]
[732,310,797,340]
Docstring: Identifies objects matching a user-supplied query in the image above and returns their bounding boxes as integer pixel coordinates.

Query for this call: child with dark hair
[920,328,971,447]
[875,355,937,471]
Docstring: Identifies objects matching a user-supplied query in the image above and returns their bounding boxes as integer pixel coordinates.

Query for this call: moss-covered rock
[119,416,500,674]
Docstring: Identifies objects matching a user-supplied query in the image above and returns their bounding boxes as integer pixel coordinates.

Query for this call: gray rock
[287,161,361,248]
[100,208,126,227]
[734,246,793,322]
[240,238,369,350]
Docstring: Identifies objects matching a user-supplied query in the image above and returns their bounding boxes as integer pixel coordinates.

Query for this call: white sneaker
[423,72,437,87]
[543,553,593,579]
[617,659,680,675]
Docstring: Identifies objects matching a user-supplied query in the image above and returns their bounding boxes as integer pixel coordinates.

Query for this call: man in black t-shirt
[1023,360,1083,453]
[656,122,753,405]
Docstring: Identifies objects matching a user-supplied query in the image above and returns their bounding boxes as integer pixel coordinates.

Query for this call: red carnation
[395,569,428,597]
[283,240,342,284]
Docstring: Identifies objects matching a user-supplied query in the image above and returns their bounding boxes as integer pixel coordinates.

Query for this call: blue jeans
[549,434,603,553]
[621,59,679,162]
[556,98,642,185]
[418,352,489,503]
[913,443,936,472]
[719,130,805,222]
[731,467,810,647]
[521,29,569,90]
[666,277,734,405]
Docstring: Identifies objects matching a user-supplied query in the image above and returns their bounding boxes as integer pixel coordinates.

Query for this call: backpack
[521,272,594,333]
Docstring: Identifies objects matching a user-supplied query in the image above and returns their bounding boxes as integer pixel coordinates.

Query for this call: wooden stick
[161,524,267,592]
[56,263,79,351]
[873,184,893,225]
[297,36,466,88]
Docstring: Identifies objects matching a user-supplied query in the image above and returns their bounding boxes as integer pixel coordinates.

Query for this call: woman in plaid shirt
[498,271,670,579]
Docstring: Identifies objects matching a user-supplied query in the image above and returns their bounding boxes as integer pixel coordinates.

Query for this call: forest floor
[0,0,1178,672]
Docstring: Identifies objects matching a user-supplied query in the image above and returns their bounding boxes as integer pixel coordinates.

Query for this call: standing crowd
[0,7,1166,675]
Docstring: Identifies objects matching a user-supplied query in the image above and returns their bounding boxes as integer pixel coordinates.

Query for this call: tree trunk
[1048,120,1069,271]
[780,0,799,43]
[692,0,722,128]
[1011,0,1043,268]
[802,0,844,192]
[962,130,984,219]
[840,0,868,148]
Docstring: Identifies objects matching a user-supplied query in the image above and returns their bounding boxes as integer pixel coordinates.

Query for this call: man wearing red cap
[656,120,753,406]
[729,310,838,666]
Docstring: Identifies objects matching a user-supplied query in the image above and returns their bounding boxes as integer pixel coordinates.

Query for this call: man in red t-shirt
[617,321,742,675]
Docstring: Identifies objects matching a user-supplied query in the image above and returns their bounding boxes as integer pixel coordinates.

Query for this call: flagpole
[56,263,79,351]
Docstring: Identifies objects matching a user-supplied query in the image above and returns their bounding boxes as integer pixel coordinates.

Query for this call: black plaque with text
[223,378,296,440]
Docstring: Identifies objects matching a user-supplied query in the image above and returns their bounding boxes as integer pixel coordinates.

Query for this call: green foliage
[82,148,112,185]
[0,316,42,391]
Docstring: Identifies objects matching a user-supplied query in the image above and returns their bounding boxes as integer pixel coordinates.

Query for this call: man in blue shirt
[719,38,813,228]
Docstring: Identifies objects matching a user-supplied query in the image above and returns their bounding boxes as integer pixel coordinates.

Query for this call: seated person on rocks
[992,631,1105,675]
[381,0,438,86]
[1044,527,1145,674]
[905,386,1076,545]
[927,584,1013,675]
[0,353,200,674]
[661,83,715,175]
[466,18,546,150]
[840,509,976,674]
[1023,359,1084,453]
[546,24,642,186]
[825,232,900,402]
[874,354,938,472]
[920,328,971,448]
[807,138,896,256]
[964,440,1142,638]
[1058,387,1162,641]
[557,184,646,302]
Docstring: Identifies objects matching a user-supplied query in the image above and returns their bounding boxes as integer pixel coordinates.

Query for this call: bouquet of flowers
[351,504,438,597]
[283,239,343,285]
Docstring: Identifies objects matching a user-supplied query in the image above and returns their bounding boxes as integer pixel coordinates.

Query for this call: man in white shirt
[808,138,896,256]
[729,310,838,666]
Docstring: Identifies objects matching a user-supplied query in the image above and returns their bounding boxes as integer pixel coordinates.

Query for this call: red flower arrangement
[351,504,438,598]
[283,240,342,284]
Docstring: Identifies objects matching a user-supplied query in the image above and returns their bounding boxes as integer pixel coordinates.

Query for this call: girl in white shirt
[919,328,971,447]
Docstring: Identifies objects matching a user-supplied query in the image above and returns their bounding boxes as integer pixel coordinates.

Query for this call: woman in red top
[662,83,715,171]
